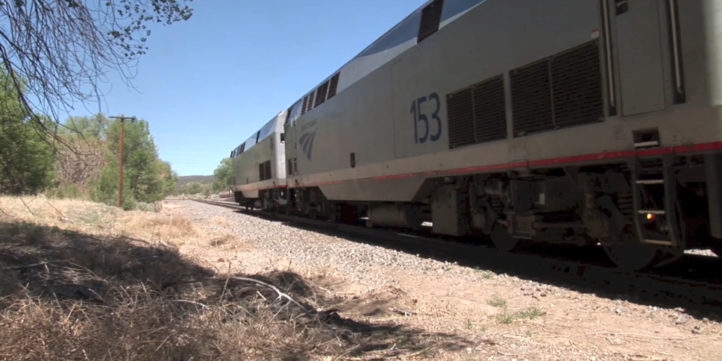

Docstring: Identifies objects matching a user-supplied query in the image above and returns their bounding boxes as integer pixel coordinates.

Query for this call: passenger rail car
[233,0,722,270]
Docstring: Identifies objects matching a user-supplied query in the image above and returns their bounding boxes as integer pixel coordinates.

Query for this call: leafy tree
[61,114,110,139]
[158,161,178,197]
[92,117,175,208]
[212,158,233,192]
[186,182,202,195]
[0,1,193,123]
[0,1,193,199]
[93,160,136,209]
[54,114,109,190]
[0,71,55,194]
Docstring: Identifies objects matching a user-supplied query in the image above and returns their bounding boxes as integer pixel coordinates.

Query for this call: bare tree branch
[231,276,313,314]
[0,0,193,123]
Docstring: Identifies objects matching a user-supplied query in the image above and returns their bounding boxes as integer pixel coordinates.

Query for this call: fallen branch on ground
[2,261,57,271]
[19,198,37,218]
[230,276,312,314]
[391,307,418,316]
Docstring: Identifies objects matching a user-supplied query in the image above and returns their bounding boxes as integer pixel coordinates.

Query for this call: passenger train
[230,0,722,270]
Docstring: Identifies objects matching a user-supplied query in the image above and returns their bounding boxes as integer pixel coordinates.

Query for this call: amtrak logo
[299,131,316,160]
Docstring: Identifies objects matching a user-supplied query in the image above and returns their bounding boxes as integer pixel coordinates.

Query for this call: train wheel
[603,231,660,271]
[490,225,519,252]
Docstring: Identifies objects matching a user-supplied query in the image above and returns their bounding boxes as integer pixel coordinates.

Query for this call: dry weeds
[0,196,469,360]
[120,211,198,244]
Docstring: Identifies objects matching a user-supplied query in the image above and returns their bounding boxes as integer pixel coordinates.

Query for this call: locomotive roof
[284,0,487,122]
[232,0,487,154]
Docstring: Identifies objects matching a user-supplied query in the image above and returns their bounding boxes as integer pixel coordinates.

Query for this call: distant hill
[177,175,214,187]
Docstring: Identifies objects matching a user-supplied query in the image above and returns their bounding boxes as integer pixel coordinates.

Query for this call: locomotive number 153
[410,92,442,144]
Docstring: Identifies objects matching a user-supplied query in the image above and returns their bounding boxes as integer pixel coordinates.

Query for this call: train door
[611,0,666,116]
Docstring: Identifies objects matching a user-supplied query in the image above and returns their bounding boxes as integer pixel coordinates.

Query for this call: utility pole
[110,115,137,208]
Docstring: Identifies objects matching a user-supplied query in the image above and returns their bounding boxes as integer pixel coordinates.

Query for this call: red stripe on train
[294,141,722,188]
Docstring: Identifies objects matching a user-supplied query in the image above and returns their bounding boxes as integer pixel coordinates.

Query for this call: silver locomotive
[232,0,722,270]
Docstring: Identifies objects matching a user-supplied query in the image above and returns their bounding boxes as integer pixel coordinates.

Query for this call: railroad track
[191,198,722,317]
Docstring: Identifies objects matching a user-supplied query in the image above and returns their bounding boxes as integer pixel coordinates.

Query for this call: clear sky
[79,0,426,176]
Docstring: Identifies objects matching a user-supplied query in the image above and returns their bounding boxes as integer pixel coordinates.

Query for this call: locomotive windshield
[286,99,303,128]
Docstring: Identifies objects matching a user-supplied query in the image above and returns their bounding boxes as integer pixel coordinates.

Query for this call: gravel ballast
[165,200,722,361]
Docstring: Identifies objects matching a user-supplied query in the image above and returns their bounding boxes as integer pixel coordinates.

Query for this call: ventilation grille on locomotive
[447,75,506,149]
[511,40,602,137]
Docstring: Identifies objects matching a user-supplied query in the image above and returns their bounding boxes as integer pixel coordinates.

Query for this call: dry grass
[0,197,470,360]
[0,195,119,231]
[120,211,198,243]
[0,195,204,246]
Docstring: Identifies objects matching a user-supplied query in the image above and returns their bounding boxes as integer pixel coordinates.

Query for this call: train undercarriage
[237,153,722,270]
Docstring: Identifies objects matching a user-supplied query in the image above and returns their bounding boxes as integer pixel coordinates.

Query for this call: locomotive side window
[327,73,340,99]
[259,160,272,181]
[284,107,292,128]
[418,0,443,43]
[257,118,275,142]
[287,99,303,127]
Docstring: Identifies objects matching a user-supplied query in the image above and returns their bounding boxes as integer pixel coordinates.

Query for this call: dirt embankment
[1,197,720,361]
